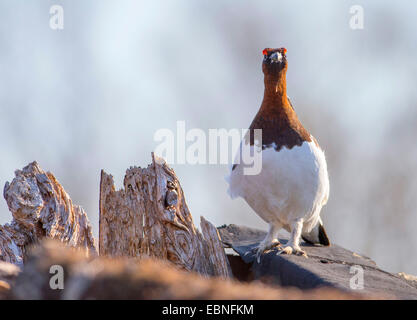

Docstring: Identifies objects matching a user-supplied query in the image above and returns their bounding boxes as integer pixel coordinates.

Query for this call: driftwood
[0,159,231,279]
[0,162,97,266]
[99,153,231,278]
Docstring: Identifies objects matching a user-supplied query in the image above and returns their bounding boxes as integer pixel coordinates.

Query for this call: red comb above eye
[262,49,268,55]
[283,48,287,54]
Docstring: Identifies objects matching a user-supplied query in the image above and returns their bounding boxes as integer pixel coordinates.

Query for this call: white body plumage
[226,138,329,256]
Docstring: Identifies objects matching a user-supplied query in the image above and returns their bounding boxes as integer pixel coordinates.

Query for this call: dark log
[219,224,417,299]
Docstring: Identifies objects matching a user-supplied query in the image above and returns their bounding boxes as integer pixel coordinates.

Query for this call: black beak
[264,51,284,64]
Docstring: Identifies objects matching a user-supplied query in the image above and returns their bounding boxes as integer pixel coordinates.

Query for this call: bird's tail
[302,218,330,246]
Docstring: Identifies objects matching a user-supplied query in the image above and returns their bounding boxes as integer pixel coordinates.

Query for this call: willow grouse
[227,47,330,261]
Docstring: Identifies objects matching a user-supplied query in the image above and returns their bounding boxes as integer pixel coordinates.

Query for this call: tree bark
[0,161,97,266]
[99,153,231,278]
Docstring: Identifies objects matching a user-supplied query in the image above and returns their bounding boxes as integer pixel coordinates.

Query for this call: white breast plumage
[226,139,329,235]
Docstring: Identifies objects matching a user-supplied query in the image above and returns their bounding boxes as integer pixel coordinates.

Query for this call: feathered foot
[279,245,308,258]
[255,239,281,263]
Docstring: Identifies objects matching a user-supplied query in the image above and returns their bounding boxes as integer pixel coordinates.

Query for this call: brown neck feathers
[248,70,311,150]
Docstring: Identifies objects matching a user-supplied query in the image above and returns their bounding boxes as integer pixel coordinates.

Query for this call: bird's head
[262,48,288,78]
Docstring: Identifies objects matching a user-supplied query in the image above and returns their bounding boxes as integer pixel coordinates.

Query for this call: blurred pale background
[0,1,416,274]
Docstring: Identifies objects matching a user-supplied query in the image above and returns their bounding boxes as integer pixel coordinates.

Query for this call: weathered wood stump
[99,153,232,278]
[0,161,97,266]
